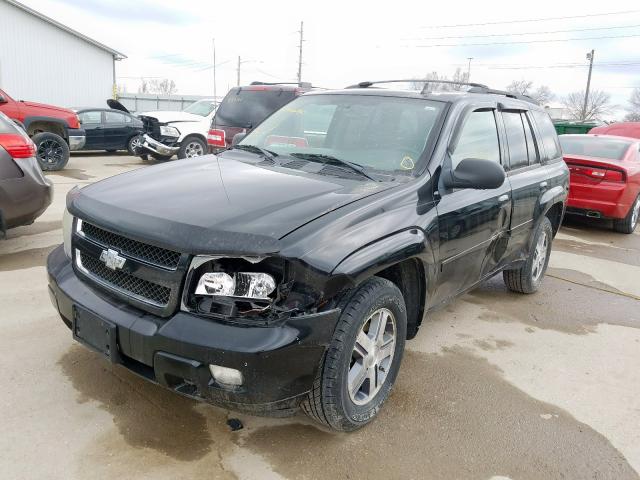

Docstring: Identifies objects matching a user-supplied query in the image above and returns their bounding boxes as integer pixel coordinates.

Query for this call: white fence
[116,93,220,113]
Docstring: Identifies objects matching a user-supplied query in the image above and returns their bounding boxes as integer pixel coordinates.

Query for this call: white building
[0,0,125,107]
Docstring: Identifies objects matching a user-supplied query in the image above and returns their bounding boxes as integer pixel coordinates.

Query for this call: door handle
[498,194,509,203]
[539,181,548,189]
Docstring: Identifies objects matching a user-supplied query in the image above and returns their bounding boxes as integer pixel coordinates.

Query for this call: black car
[47,80,568,431]
[0,112,52,235]
[74,108,144,154]
[207,81,313,151]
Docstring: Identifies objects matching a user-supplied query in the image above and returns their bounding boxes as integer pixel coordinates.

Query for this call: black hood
[69,153,393,255]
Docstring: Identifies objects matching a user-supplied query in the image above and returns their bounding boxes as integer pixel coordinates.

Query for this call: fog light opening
[209,364,243,387]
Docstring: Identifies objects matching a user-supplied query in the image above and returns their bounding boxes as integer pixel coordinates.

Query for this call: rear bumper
[567,183,632,219]
[46,245,340,415]
[67,128,86,150]
[0,156,53,230]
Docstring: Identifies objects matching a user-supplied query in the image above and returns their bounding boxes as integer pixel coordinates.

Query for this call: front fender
[332,228,430,287]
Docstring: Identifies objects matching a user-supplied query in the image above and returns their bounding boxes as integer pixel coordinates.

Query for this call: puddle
[243,350,636,480]
[46,169,95,181]
[58,346,220,462]
[0,245,57,271]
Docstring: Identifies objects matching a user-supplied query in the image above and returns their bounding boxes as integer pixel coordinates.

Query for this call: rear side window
[523,113,540,164]
[502,112,528,169]
[451,110,501,169]
[105,111,126,124]
[531,110,561,160]
[79,111,101,124]
[214,89,297,128]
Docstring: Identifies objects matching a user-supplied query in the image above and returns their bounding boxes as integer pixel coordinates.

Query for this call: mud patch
[553,238,640,267]
[58,346,219,461]
[0,245,57,271]
[473,337,514,351]
[244,350,636,480]
[463,275,639,333]
[46,169,95,181]
[547,268,633,298]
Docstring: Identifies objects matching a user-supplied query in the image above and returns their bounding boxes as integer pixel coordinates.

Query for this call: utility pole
[466,57,473,82]
[582,49,595,121]
[237,55,241,86]
[212,38,217,103]
[297,21,304,84]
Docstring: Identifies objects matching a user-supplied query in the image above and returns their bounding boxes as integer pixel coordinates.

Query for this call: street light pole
[237,55,241,86]
[582,49,595,121]
[297,21,304,84]
[212,38,217,103]
[467,57,473,81]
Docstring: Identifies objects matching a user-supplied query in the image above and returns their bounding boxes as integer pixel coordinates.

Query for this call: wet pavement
[1,153,639,480]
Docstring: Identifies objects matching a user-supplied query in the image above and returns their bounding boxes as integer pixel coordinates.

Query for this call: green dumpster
[553,121,598,135]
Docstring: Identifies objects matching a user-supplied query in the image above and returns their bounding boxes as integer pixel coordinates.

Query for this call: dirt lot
[1,153,639,480]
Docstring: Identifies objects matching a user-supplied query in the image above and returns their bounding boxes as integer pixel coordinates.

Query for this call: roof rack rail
[346,79,489,89]
[467,86,538,105]
[250,81,313,88]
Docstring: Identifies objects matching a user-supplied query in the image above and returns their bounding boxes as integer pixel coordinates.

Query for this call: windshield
[559,135,632,161]
[214,89,298,127]
[183,100,217,117]
[238,94,445,176]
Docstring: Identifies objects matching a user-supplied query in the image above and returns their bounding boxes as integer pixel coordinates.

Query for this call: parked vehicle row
[0,112,52,235]
[47,81,569,431]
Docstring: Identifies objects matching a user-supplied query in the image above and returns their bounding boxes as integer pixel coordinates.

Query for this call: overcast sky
[19,0,640,118]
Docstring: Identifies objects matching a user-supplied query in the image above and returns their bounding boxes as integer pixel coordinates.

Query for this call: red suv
[0,88,85,171]
[207,82,312,151]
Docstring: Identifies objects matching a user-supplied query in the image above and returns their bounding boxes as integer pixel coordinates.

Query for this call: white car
[108,99,217,160]
[138,99,217,160]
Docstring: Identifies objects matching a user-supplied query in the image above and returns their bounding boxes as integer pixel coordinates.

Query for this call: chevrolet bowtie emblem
[99,248,126,271]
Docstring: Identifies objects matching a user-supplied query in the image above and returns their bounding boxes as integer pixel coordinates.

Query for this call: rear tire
[503,216,553,294]
[301,277,407,431]
[177,136,207,159]
[613,195,639,234]
[33,132,69,171]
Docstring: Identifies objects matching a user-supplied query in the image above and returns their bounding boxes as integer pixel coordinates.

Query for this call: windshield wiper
[289,153,377,181]
[232,144,278,162]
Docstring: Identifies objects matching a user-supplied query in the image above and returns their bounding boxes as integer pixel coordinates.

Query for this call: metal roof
[3,0,127,59]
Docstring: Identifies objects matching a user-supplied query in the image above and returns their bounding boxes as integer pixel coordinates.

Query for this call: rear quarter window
[215,89,297,128]
[531,110,562,161]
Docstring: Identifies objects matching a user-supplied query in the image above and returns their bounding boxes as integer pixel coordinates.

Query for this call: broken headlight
[195,272,276,299]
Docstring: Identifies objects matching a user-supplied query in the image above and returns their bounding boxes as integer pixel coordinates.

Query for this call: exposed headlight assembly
[196,272,276,300]
[159,125,180,137]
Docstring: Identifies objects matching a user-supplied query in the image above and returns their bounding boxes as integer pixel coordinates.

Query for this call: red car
[559,134,640,233]
[589,122,640,139]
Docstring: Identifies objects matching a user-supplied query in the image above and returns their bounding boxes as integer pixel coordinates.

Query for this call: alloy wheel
[348,308,397,406]
[531,230,549,281]
[130,136,142,153]
[37,139,63,165]
[184,141,204,158]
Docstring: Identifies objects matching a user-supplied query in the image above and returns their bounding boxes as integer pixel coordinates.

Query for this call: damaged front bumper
[47,245,340,416]
[139,134,180,157]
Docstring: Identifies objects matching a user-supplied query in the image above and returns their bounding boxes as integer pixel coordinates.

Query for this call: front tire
[503,216,553,294]
[613,195,639,234]
[33,132,69,171]
[127,135,143,156]
[301,277,407,431]
[177,136,207,159]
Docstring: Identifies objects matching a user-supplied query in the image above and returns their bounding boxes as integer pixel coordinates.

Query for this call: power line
[419,9,640,29]
[412,32,640,48]
[408,24,640,41]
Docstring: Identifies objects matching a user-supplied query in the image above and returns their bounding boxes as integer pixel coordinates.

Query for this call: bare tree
[624,88,640,121]
[450,68,470,90]
[148,79,177,95]
[530,85,554,106]
[411,69,470,92]
[562,89,613,121]
[506,79,533,96]
[138,78,150,94]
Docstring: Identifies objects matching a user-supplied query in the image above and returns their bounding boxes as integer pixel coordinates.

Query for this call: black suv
[47,80,568,431]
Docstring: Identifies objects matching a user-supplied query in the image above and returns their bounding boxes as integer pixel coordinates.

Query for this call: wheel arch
[24,117,68,140]
[180,133,207,145]
[331,229,432,339]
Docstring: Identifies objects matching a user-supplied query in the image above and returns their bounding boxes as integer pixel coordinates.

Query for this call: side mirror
[442,158,505,190]
[0,95,7,104]
[232,132,247,146]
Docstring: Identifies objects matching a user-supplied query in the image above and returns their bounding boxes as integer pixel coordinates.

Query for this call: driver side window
[451,110,501,169]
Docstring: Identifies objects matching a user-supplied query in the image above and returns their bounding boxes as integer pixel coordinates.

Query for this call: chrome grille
[81,222,180,269]
[78,252,171,306]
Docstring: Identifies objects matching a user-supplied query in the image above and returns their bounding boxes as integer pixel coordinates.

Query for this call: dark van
[207,82,312,151]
